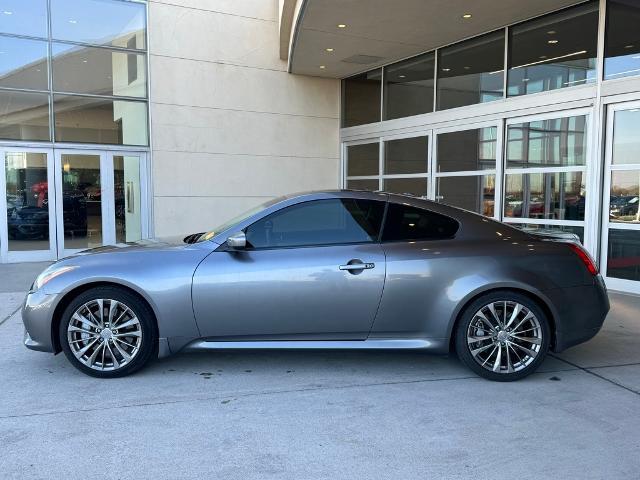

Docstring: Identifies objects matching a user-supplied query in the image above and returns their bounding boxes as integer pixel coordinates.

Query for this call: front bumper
[548,275,610,352]
[22,289,59,353]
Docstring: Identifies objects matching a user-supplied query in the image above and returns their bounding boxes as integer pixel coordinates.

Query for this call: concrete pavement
[0,263,639,479]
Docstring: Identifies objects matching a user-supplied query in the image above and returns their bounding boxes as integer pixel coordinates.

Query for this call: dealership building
[0,0,639,292]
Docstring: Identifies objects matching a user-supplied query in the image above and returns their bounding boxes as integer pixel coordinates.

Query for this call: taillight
[567,243,598,276]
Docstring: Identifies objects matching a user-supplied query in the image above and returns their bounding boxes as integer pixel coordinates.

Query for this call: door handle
[339,262,375,271]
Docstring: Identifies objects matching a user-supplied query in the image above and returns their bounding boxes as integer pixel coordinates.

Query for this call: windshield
[197,196,286,242]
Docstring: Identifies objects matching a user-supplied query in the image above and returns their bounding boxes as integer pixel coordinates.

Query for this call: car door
[192,197,387,340]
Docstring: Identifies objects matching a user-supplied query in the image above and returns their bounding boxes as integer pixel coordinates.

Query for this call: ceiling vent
[341,54,384,65]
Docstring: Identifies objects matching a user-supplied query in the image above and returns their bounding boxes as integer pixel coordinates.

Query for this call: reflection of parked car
[610,195,639,218]
[7,182,88,240]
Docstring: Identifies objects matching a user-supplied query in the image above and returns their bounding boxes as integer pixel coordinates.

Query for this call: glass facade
[342,1,638,130]
[604,0,640,81]
[437,31,505,110]
[0,0,148,146]
[384,53,434,120]
[507,1,599,96]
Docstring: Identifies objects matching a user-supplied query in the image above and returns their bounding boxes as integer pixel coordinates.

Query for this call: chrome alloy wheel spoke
[466,301,543,374]
[67,299,142,371]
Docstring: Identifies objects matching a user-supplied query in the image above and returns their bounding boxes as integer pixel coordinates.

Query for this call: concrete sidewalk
[0,263,639,479]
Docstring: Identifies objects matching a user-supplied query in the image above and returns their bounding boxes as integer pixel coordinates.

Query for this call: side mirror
[226,231,247,250]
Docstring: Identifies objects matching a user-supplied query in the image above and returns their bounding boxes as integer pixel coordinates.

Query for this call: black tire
[455,291,550,382]
[59,286,157,378]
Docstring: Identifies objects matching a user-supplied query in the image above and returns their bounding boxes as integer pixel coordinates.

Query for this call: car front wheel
[59,286,157,378]
[455,291,550,382]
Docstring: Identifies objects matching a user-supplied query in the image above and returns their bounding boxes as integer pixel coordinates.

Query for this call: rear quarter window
[382,203,459,242]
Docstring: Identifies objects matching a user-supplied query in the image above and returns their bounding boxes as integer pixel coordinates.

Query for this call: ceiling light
[3,11,12,15]
[547,30,556,35]
[68,19,77,24]
[548,39,558,44]
[82,60,88,63]
[398,74,406,78]
[522,78,530,82]
[442,68,451,72]
[462,14,472,19]
[337,24,346,28]
[539,55,547,59]
[325,48,334,52]
[463,66,470,70]
[319,65,326,69]
[625,44,635,49]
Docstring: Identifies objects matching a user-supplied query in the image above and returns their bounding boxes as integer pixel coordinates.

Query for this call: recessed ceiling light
[462,14,472,19]
[325,48,334,52]
[547,30,556,35]
[463,66,470,70]
[398,74,406,78]
[548,39,559,44]
[337,24,346,28]
[624,44,635,49]
[68,19,77,24]
[539,55,547,59]
[3,11,13,15]
[523,78,530,82]
[82,60,88,63]
[319,65,326,69]
[442,68,451,72]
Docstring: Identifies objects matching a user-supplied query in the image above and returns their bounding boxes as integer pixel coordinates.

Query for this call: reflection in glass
[605,0,640,81]
[0,36,48,91]
[61,154,101,250]
[508,2,598,96]
[0,0,48,38]
[609,171,640,223]
[0,90,50,141]
[384,53,434,120]
[52,43,147,98]
[383,178,427,197]
[114,155,141,243]
[437,30,504,110]
[436,175,495,216]
[384,136,428,175]
[437,127,496,173]
[504,172,585,220]
[612,110,640,165]
[347,179,378,191]
[342,69,382,127]
[347,143,379,177]
[51,0,146,49]
[54,95,148,146]
[607,229,640,281]
[5,152,50,251]
[506,116,587,168]
[514,224,584,243]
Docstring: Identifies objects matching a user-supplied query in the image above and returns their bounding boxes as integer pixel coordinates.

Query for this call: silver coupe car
[22,190,609,381]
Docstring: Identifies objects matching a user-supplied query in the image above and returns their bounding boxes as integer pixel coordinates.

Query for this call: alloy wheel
[66,298,142,372]
[466,300,543,374]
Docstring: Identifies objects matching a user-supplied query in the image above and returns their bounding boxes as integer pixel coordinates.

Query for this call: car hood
[66,235,213,258]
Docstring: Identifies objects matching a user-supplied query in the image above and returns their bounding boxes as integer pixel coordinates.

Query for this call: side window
[382,203,459,242]
[245,199,385,249]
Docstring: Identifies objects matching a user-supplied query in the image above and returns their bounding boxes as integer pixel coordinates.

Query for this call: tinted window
[245,199,385,249]
[341,69,382,127]
[382,204,459,242]
[437,30,504,110]
[383,52,435,120]
[605,0,640,81]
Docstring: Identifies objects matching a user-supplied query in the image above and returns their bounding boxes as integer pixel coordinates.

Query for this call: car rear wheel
[455,291,550,382]
[59,286,157,378]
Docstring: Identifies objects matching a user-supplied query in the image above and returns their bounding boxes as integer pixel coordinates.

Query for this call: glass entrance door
[0,147,56,262]
[601,103,640,293]
[53,149,147,259]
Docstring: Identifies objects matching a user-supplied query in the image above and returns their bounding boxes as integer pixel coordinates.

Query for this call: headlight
[33,265,77,291]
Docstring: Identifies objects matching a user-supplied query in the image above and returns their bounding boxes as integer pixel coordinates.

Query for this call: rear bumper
[548,275,609,352]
